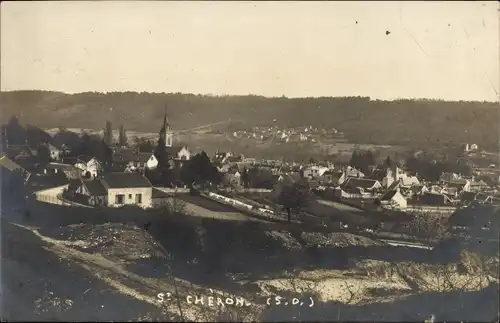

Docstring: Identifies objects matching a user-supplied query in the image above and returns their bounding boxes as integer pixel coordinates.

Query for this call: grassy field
[43,127,406,161]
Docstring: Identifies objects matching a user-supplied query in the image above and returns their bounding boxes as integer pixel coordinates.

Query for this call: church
[158,108,192,161]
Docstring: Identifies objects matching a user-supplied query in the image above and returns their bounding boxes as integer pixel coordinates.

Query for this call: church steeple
[163,106,169,130]
[159,105,173,148]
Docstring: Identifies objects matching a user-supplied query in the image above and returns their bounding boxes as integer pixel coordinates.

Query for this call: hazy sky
[1,1,499,101]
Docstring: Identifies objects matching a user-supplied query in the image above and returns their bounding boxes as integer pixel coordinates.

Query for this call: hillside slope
[1,91,498,147]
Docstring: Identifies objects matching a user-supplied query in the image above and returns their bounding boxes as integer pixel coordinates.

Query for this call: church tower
[160,107,173,148]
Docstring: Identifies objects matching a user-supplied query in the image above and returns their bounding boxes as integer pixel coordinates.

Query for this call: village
[2,109,499,239]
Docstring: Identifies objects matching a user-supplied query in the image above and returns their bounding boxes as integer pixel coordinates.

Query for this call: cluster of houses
[0,140,193,209]
[316,164,498,211]
[231,125,343,144]
[2,128,499,213]
[211,151,500,211]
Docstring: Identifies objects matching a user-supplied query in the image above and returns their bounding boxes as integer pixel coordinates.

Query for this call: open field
[175,193,266,222]
[43,126,408,160]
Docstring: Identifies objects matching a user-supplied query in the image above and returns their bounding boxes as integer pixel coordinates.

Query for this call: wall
[107,187,152,208]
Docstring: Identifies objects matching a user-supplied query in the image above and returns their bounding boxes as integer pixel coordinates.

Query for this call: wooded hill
[1,90,498,148]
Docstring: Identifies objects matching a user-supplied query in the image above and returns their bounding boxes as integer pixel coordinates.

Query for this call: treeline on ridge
[0,90,498,149]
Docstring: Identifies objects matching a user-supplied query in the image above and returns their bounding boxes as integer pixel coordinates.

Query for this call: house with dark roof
[101,173,153,208]
[469,179,489,192]
[0,154,32,189]
[439,172,461,184]
[5,145,36,160]
[111,148,137,170]
[345,166,365,179]
[44,162,81,180]
[418,191,455,206]
[341,177,382,194]
[223,154,243,164]
[334,177,382,199]
[325,170,347,186]
[66,178,107,206]
[460,191,494,205]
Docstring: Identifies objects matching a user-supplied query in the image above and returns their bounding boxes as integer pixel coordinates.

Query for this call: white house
[177,146,191,160]
[101,173,153,208]
[74,156,103,179]
[303,166,330,179]
[136,153,158,170]
[48,144,61,161]
[380,188,408,210]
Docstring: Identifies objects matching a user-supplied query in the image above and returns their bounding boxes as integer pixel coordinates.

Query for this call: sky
[1,1,499,102]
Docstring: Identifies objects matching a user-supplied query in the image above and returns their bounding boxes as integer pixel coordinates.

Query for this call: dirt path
[8,222,260,321]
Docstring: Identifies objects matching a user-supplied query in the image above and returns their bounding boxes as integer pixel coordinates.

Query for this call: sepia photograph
[1,1,499,321]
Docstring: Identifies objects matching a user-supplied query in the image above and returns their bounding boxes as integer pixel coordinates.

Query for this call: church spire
[159,104,173,148]
[163,105,168,129]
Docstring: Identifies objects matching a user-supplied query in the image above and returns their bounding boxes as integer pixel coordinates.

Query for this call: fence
[405,205,457,215]
[35,193,69,206]
[34,184,70,206]
[204,191,285,222]
[34,184,93,208]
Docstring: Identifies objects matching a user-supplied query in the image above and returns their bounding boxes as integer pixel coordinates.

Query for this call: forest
[0,90,498,149]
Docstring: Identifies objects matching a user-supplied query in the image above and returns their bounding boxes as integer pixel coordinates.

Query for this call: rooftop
[0,154,23,172]
[342,177,380,190]
[84,179,108,196]
[102,172,152,189]
[152,188,171,199]
[137,152,154,163]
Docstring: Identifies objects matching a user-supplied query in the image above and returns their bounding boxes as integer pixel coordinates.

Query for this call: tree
[180,151,220,189]
[241,167,250,188]
[154,133,169,166]
[276,178,312,224]
[247,167,275,189]
[350,150,363,170]
[350,150,374,174]
[52,129,81,152]
[385,156,393,168]
[104,121,113,146]
[25,124,51,148]
[118,124,127,147]
[153,130,171,185]
[5,116,27,145]
[36,144,51,164]
[133,136,155,153]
